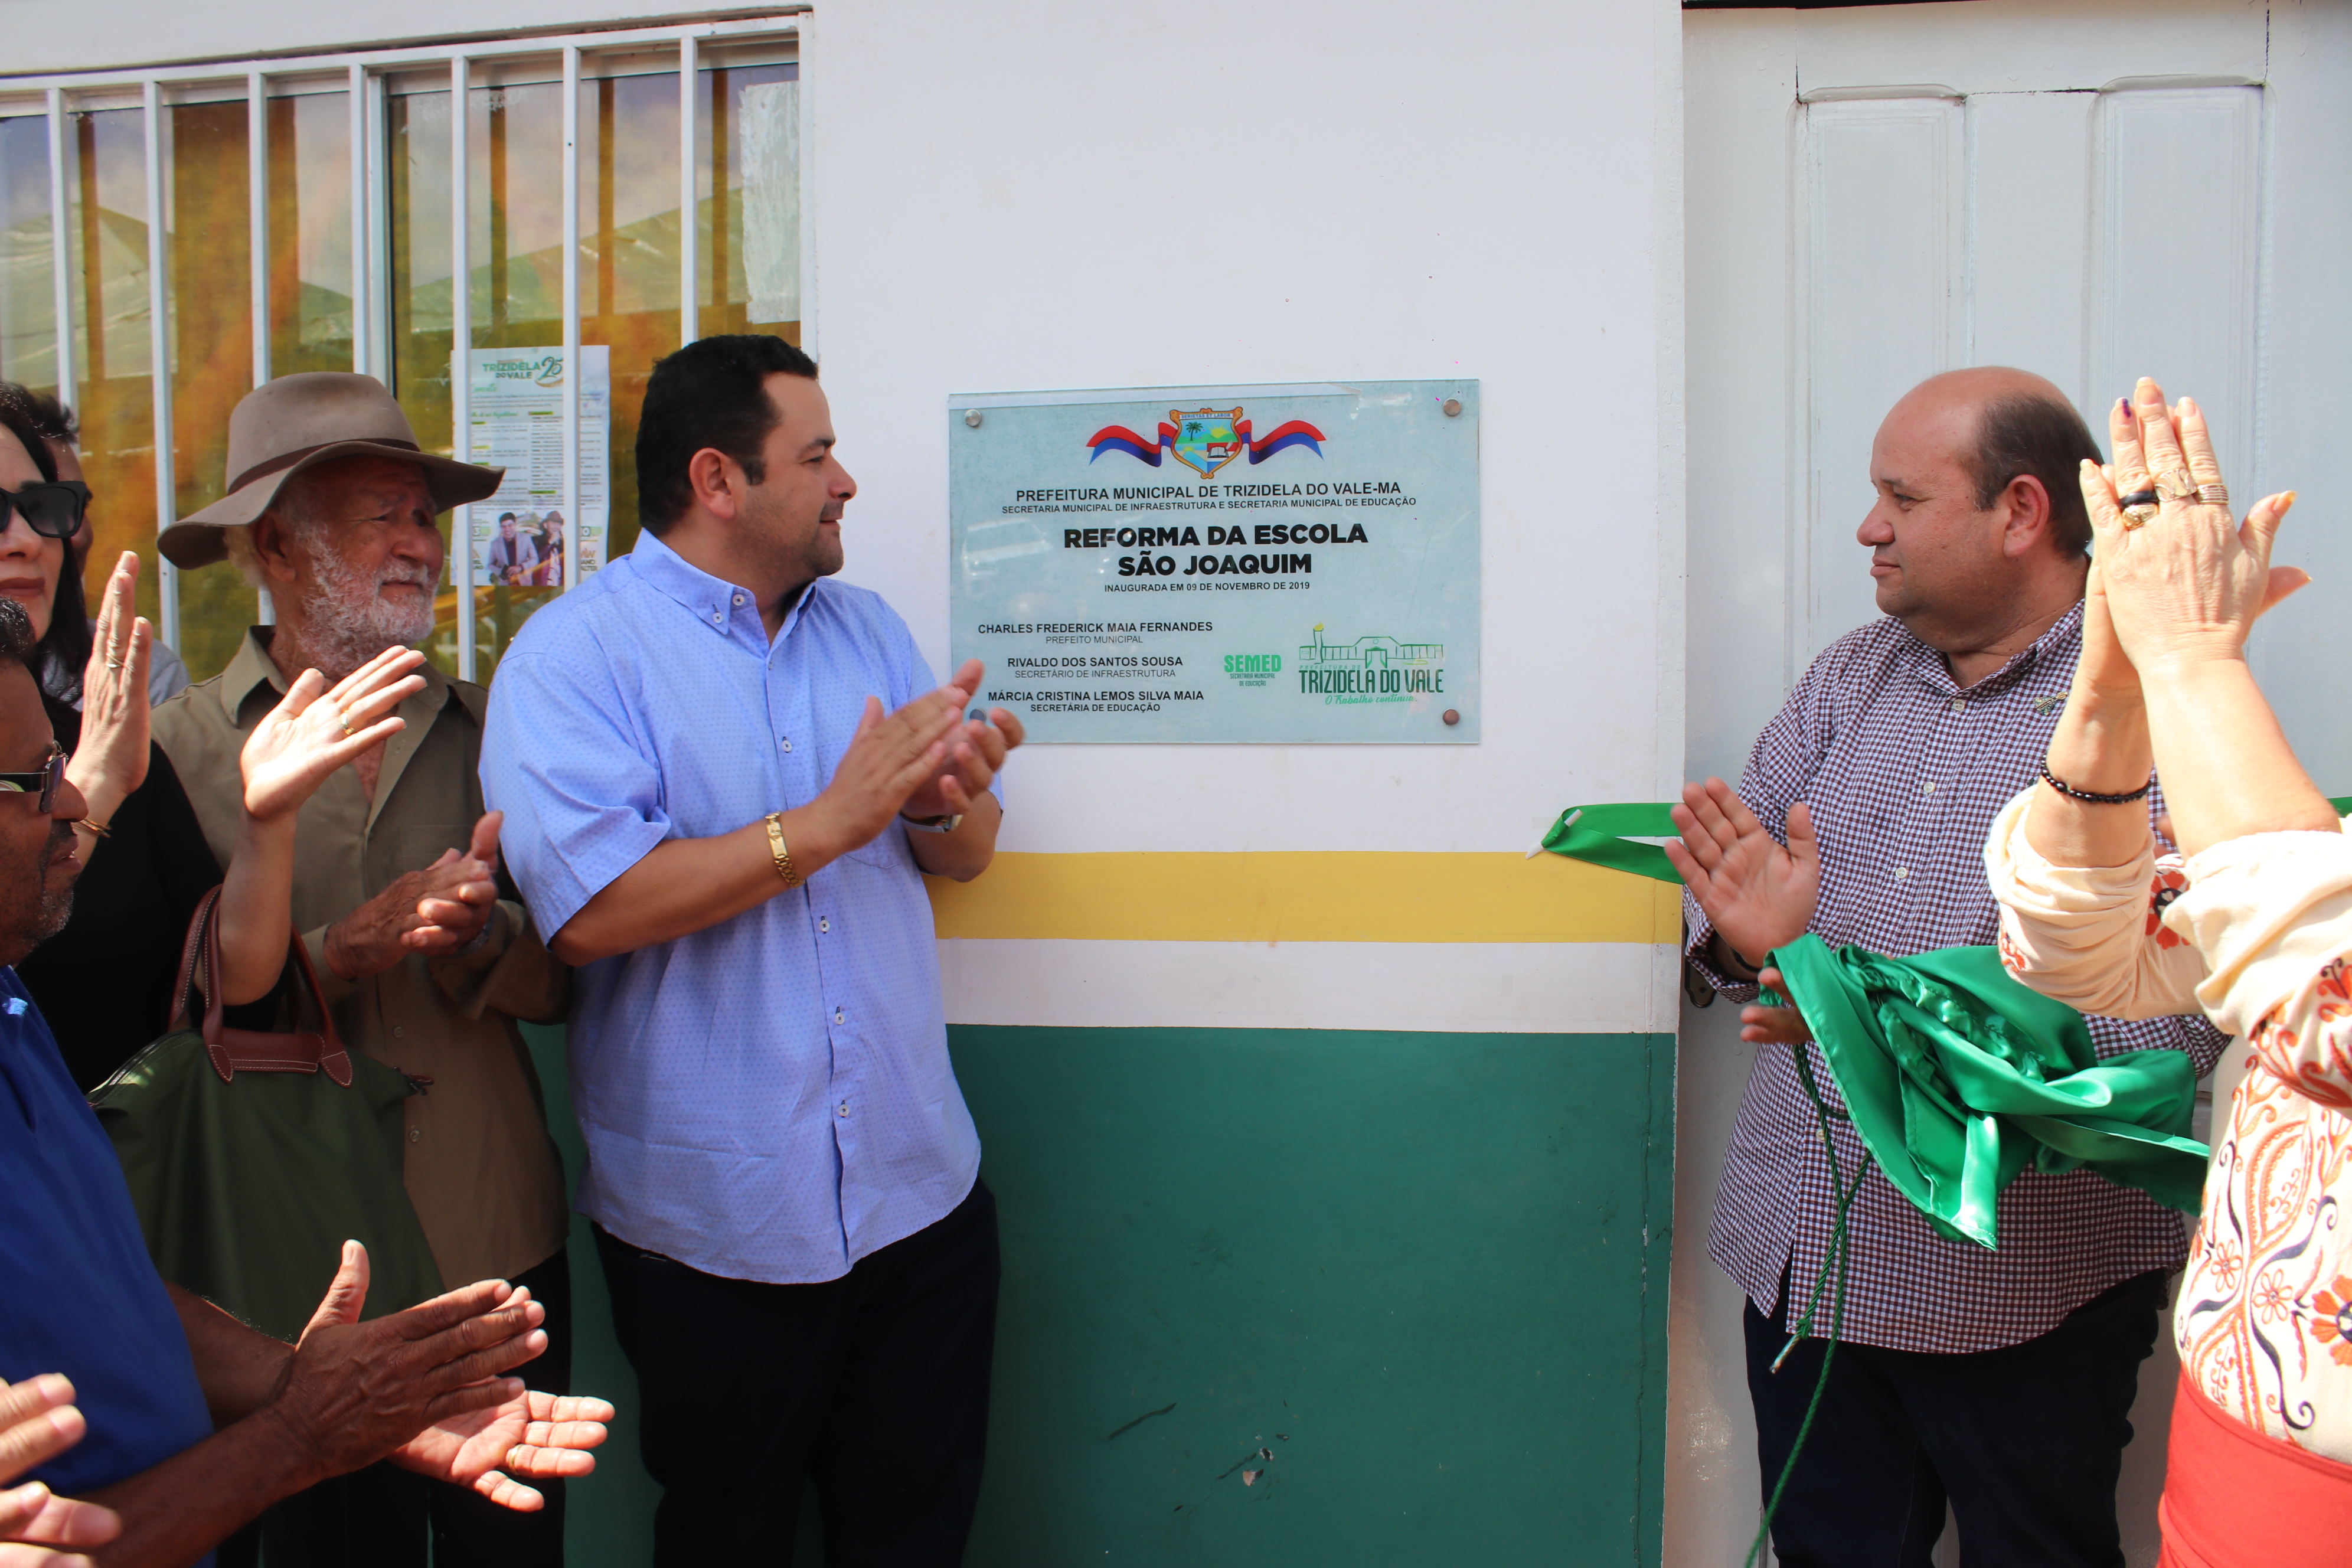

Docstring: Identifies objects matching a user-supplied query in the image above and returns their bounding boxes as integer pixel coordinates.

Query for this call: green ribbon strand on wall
[1545,798,2352,884]
[1537,803,1683,883]
[1763,936,2209,1250]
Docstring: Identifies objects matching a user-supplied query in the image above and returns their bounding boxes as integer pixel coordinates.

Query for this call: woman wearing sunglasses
[0,384,188,714]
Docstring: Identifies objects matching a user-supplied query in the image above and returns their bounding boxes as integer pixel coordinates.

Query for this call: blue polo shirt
[0,966,214,1501]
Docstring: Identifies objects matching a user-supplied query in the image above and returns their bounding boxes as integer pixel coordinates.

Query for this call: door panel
[2088,86,2262,483]
[1798,96,1965,669]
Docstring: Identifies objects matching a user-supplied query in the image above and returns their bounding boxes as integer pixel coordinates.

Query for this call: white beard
[294,548,439,681]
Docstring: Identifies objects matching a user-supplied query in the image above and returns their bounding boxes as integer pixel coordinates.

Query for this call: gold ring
[337,707,355,737]
[2121,503,2160,531]
[2196,482,2229,507]
[104,658,123,671]
[2154,468,2198,502]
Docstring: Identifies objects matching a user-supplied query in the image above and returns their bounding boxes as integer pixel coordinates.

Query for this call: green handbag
[88,886,447,1342]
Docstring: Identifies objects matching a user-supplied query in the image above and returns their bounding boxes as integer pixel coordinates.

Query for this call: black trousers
[594,1179,1000,1568]
[1743,1268,2166,1568]
[221,1247,574,1568]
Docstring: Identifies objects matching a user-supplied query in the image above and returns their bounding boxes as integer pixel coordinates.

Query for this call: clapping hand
[0,1375,121,1567]
[898,659,1023,822]
[390,1390,612,1511]
[63,553,156,835]
[1665,777,1821,976]
[326,812,504,979]
[241,646,426,822]
[2079,379,2307,676]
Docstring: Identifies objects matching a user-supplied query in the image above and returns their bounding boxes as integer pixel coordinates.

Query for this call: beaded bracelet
[2038,762,2152,805]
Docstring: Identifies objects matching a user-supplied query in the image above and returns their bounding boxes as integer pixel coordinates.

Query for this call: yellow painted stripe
[926,852,1681,944]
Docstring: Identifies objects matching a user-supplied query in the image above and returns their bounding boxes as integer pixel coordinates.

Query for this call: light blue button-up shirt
[481,531,984,1285]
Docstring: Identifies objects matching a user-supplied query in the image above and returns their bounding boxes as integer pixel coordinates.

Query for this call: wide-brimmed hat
[159,373,505,569]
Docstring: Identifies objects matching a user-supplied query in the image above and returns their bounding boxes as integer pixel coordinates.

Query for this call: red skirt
[2158,1371,2352,1567]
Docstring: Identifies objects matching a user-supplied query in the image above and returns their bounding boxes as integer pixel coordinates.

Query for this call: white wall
[807,0,1685,860]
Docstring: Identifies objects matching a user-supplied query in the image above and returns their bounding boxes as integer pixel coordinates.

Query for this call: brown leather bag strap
[168,886,226,1037]
[169,884,354,1087]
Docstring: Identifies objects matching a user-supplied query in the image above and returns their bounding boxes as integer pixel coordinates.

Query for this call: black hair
[0,386,77,446]
[1965,391,2102,557]
[636,334,818,536]
[497,511,517,524]
[0,390,87,691]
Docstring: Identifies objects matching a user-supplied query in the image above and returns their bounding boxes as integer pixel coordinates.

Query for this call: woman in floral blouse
[1984,377,2343,1567]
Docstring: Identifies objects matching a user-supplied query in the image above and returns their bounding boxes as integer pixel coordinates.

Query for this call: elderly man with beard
[152,374,574,1568]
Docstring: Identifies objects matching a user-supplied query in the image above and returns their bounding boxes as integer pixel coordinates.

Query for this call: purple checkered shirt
[1687,601,2225,1355]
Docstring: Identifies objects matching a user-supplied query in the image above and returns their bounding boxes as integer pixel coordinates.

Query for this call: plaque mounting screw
[1442,709,1461,726]
[1442,398,1462,417]
[963,409,983,427]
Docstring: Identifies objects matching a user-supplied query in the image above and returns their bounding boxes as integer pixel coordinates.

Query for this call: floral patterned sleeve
[2153,822,2352,1461]
[1982,788,2210,1020]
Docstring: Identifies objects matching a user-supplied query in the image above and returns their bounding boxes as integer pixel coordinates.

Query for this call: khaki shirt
[153,629,570,1289]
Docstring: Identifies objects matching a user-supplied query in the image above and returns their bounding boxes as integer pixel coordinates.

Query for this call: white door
[1676,5,2352,1565]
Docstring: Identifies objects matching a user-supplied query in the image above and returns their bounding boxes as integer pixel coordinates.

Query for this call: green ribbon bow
[1537,802,1683,884]
[1764,936,2209,1249]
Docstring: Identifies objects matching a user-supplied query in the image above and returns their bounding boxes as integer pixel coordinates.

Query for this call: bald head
[1886,368,2101,557]
[1859,366,2099,662]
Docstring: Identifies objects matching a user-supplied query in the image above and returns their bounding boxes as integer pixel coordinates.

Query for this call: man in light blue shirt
[482,333,1022,1565]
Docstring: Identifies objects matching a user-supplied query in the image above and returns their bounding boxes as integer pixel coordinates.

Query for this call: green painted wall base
[526,1024,1673,1566]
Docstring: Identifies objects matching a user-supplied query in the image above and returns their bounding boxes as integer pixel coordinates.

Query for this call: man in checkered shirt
[1672,367,2223,1567]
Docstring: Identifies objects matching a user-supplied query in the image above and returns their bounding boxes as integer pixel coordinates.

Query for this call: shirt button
[1948,697,1965,713]
[733,593,745,606]
[409,1128,422,1143]
[782,738,793,752]
[819,917,830,932]
[834,1008,845,1024]
[837,1102,849,1118]
[712,610,723,625]
[1920,782,1935,797]
[1893,866,1909,881]
[392,1025,405,1038]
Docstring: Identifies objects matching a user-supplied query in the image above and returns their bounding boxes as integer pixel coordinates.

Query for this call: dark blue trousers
[1744,1268,2166,1568]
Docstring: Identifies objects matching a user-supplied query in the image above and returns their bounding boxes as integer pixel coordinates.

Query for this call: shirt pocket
[386,822,475,880]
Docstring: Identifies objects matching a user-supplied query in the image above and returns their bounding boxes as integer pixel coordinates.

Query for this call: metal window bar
[43,90,73,408]
[4,15,801,671]
[249,71,274,625]
[561,45,580,596]
[449,54,472,681]
[142,79,178,650]
[680,34,698,352]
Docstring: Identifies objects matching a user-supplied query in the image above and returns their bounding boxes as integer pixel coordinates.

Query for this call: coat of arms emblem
[1168,408,1244,478]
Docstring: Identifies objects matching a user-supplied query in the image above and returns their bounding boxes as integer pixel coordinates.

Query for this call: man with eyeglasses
[151,373,576,1568]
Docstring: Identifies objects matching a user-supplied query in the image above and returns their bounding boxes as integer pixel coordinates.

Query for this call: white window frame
[0,13,814,680]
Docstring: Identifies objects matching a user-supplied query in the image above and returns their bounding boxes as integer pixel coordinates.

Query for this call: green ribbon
[1544,798,2352,884]
[1763,935,2209,1250]
[1537,803,1683,884]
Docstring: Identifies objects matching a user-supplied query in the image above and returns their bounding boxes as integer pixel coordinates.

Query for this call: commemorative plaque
[948,380,1479,742]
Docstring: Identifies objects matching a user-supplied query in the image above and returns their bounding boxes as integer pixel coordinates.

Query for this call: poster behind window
[462,345,612,589]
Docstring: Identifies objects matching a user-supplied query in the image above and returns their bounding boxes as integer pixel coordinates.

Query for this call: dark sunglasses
[0,480,89,540]
[0,743,64,812]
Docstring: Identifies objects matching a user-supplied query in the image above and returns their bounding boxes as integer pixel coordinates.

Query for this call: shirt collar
[219,626,459,730]
[1896,597,2084,698]
[628,528,818,654]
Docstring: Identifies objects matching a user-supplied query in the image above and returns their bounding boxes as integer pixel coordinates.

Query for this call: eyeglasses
[0,481,90,540]
[0,743,66,813]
